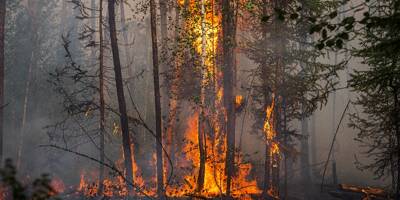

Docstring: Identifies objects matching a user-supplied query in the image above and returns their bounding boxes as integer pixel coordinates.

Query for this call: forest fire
[77,148,156,198]
[165,113,260,198]
[263,97,280,198]
[76,0,261,199]
[2,0,396,199]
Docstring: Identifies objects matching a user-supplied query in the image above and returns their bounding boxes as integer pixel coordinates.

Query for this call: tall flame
[166,112,260,198]
[76,0,262,199]
[263,96,281,198]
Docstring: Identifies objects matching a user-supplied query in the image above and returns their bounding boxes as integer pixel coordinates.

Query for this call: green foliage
[308,0,400,191]
[348,1,400,184]
[242,0,343,146]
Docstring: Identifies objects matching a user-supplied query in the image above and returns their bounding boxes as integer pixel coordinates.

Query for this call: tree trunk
[196,0,207,192]
[107,0,134,191]
[393,86,400,199]
[98,0,105,194]
[300,107,312,198]
[159,0,173,180]
[0,0,5,165]
[91,0,96,61]
[261,0,270,195]
[149,0,165,198]
[331,79,338,185]
[165,0,182,173]
[310,113,317,176]
[221,0,236,197]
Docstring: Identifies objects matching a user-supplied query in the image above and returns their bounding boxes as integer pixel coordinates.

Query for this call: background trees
[1,0,399,199]
[309,0,400,197]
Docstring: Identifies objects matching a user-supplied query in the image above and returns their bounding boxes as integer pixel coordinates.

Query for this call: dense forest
[0,0,399,199]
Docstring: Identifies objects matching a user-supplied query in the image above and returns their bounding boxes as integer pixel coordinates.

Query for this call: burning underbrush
[71,112,261,200]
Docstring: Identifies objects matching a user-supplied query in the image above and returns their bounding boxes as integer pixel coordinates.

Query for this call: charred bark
[107,0,134,191]
[98,0,105,194]
[149,0,165,198]
[221,0,236,197]
[196,0,207,192]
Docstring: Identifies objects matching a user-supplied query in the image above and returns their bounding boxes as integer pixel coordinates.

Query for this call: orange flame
[263,96,281,198]
[166,113,261,198]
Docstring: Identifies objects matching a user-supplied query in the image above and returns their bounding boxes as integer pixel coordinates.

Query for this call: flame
[166,113,261,198]
[77,146,156,198]
[235,95,244,109]
[76,0,261,198]
[263,96,281,198]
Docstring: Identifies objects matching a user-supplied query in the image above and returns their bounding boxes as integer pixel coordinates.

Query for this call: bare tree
[98,0,105,194]
[221,0,236,196]
[149,0,165,198]
[107,0,134,191]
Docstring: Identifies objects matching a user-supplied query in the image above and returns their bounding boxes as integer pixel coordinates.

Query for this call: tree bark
[393,86,400,199]
[98,0,105,194]
[261,0,270,195]
[196,0,207,192]
[0,0,5,165]
[221,0,236,197]
[107,0,134,192]
[149,0,165,198]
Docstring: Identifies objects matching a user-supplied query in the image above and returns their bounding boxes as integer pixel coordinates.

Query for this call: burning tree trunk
[149,0,165,198]
[0,0,5,165]
[221,0,236,197]
[196,0,207,192]
[98,0,105,194]
[107,0,134,191]
[260,0,270,195]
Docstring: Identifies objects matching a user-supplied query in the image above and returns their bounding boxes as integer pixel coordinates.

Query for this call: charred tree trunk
[0,0,5,165]
[91,0,96,61]
[261,0,270,195]
[165,0,182,172]
[196,0,207,192]
[98,0,105,194]
[159,0,173,179]
[221,0,236,197]
[149,0,165,198]
[393,85,400,199]
[107,0,134,191]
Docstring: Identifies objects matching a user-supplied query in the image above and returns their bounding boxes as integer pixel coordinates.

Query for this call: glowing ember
[50,177,65,194]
